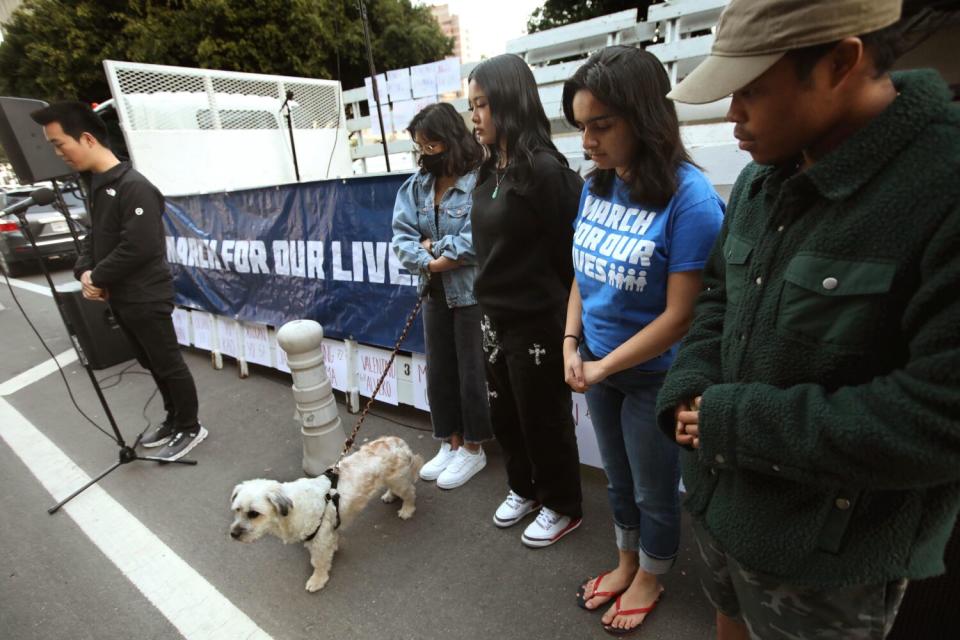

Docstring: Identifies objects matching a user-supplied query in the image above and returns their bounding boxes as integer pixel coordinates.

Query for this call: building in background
[430,4,469,61]
[0,0,23,39]
[0,0,22,26]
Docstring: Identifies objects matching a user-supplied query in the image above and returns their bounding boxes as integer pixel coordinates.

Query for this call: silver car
[0,184,89,277]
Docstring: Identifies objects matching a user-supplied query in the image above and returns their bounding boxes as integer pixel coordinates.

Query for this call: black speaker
[56,282,136,370]
[0,96,74,184]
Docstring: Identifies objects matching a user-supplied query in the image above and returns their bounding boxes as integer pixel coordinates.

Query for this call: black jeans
[111,300,199,432]
[423,287,492,443]
[482,311,583,519]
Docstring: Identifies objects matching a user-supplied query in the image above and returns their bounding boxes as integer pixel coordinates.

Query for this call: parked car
[0,183,89,277]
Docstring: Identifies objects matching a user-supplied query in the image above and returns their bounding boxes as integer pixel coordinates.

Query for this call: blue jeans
[582,343,680,574]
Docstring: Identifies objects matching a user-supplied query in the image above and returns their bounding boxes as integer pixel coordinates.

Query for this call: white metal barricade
[102,61,353,196]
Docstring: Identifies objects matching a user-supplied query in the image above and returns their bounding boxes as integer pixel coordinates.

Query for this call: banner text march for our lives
[163,173,426,353]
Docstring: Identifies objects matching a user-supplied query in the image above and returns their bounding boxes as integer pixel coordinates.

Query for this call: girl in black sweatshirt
[467,54,584,548]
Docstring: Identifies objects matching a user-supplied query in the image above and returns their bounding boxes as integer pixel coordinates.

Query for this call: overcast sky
[416,0,545,61]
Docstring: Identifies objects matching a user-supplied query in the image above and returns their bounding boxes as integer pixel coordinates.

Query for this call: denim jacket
[391,169,478,307]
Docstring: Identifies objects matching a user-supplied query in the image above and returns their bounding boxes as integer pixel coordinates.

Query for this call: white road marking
[0,348,78,396]
[2,277,54,297]
[0,365,273,640]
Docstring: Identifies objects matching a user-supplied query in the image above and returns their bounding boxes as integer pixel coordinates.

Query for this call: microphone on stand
[1,187,56,216]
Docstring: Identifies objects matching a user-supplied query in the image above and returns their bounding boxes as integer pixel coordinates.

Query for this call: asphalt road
[0,264,716,640]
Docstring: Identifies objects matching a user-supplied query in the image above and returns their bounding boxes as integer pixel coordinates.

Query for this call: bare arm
[563,279,586,392]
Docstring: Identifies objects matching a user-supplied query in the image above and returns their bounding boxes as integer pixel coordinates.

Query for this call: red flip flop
[602,589,664,635]
[576,572,628,610]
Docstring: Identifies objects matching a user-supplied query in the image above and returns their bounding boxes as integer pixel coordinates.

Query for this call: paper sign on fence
[357,345,398,406]
[243,323,272,367]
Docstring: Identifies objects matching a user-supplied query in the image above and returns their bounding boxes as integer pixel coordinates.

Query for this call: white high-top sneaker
[419,442,456,481]
[521,507,581,548]
[493,490,540,528]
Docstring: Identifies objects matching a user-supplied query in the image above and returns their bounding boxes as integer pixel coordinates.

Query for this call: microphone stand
[51,177,83,255]
[357,0,391,172]
[6,203,197,515]
[280,90,301,182]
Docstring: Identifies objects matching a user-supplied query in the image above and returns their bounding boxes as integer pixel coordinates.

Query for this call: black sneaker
[140,420,176,448]
[157,425,208,461]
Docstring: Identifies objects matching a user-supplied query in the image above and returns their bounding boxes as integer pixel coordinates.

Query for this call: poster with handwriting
[357,345,398,405]
[411,352,430,412]
[217,317,239,358]
[172,308,191,346]
[190,311,213,351]
[410,61,438,98]
[321,339,348,391]
[572,393,601,468]
[269,329,290,373]
[390,100,417,135]
[387,68,412,101]
[436,58,462,95]
[243,323,272,367]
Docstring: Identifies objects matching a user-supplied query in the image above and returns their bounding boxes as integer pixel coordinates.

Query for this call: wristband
[563,334,580,345]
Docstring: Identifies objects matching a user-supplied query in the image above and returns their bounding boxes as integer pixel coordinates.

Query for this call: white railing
[343,0,745,198]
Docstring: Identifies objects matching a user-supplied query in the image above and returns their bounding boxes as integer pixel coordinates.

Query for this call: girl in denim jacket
[391,103,492,489]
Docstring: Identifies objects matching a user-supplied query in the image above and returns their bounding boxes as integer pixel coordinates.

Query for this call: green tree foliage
[527,0,654,33]
[0,0,452,103]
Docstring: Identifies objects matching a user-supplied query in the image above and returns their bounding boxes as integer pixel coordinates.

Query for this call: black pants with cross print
[481,310,583,519]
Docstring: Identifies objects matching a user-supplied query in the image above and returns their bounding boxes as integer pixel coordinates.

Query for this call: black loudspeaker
[56,282,136,370]
[0,96,73,184]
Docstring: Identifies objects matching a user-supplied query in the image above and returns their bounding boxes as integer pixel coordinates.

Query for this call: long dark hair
[562,46,694,209]
[468,54,567,189]
[406,102,483,177]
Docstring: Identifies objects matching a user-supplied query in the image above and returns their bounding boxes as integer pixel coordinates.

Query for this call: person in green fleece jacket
[658,1,960,638]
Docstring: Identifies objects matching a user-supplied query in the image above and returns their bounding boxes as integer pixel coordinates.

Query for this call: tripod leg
[137,455,197,466]
[48,458,123,514]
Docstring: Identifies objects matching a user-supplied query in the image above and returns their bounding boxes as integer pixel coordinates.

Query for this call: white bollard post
[276,320,346,476]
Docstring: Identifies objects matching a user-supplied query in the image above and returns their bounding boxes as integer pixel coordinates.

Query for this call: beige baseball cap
[667,0,902,104]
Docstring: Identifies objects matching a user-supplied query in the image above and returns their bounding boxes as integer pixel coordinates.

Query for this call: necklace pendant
[492,185,499,199]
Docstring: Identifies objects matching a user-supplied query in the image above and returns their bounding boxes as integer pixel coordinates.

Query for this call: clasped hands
[80,270,108,301]
[675,396,702,449]
[562,343,608,393]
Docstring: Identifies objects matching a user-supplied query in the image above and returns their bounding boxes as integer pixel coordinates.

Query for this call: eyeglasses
[413,141,442,154]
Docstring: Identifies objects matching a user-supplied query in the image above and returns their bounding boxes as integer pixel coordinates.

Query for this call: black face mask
[420,153,447,177]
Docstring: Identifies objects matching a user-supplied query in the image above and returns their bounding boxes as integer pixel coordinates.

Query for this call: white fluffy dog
[229,435,423,592]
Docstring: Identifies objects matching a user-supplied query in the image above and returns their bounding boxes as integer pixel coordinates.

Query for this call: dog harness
[304,468,342,542]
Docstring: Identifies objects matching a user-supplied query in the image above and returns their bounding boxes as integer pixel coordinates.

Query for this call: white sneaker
[420,442,456,481]
[493,490,540,528]
[521,507,581,548]
[437,447,486,489]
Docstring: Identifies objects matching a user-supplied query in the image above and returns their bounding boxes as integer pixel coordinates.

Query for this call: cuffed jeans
[582,342,680,574]
[111,300,199,433]
[423,287,492,443]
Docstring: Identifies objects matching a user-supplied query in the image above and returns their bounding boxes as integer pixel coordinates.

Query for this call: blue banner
[163,173,425,353]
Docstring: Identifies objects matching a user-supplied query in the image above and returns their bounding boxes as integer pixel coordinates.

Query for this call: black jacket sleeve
[90,182,165,286]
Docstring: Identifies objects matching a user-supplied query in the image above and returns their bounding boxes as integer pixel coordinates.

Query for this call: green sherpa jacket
[656,70,960,588]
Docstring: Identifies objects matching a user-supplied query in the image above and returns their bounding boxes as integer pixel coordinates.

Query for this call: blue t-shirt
[573,163,724,370]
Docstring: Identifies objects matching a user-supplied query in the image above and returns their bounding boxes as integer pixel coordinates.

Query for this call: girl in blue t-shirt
[561,46,724,635]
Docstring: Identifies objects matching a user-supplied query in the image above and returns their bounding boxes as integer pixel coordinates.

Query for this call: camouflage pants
[692,519,908,639]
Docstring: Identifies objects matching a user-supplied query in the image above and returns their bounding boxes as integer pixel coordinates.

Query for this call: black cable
[96,361,144,390]
[325,0,345,178]
[2,271,116,442]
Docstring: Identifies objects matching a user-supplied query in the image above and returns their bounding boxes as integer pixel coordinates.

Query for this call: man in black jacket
[31,101,205,461]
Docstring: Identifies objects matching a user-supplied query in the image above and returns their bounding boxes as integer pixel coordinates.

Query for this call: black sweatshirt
[471,150,583,322]
[74,162,174,304]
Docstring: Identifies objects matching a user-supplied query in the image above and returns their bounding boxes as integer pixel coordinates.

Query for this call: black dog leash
[305,296,423,541]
